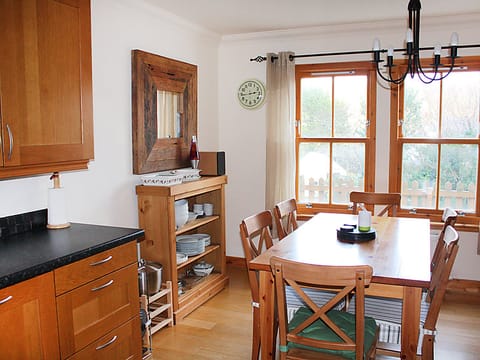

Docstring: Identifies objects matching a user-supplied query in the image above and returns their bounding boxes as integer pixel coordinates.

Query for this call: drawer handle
[91,279,114,292]
[89,255,113,266]
[95,335,118,351]
[0,295,13,305]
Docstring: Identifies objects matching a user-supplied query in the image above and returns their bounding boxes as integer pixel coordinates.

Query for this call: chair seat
[287,307,378,360]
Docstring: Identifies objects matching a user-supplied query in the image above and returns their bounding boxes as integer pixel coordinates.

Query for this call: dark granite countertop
[0,222,144,289]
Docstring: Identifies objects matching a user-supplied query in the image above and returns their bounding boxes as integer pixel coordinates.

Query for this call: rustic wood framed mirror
[132,50,197,174]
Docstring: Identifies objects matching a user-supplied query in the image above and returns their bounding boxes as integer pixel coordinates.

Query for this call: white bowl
[175,199,188,228]
[192,262,214,277]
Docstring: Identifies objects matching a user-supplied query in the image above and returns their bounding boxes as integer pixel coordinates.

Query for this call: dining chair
[239,210,276,360]
[273,198,299,240]
[350,191,401,216]
[270,256,378,360]
[370,225,460,359]
[431,208,457,273]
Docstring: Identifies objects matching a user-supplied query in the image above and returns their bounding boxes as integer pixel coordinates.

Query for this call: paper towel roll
[47,187,70,228]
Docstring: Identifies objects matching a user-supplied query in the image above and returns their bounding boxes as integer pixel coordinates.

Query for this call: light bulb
[434,45,441,56]
[373,38,380,51]
[406,28,413,43]
[450,32,459,46]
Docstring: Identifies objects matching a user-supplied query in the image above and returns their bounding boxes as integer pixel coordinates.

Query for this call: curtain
[265,52,296,210]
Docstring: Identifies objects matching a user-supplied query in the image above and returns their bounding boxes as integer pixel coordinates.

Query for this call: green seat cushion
[286,307,377,360]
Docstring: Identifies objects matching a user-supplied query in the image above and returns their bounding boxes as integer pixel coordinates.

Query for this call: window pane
[301,77,332,137]
[439,144,478,211]
[403,76,440,138]
[332,143,365,204]
[298,143,330,203]
[441,72,480,138]
[334,76,367,138]
[401,144,438,209]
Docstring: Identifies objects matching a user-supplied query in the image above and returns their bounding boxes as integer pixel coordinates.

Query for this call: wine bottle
[190,135,199,169]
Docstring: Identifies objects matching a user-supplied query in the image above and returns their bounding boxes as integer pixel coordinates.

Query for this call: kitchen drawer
[54,241,137,295]
[56,263,139,358]
[66,317,142,360]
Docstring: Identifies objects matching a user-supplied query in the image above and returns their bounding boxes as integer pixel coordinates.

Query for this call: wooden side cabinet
[0,0,93,179]
[137,176,229,322]
[0,272,60,359]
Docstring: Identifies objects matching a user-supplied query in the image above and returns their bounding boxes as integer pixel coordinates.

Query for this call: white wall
[0,0,220,227]
[218,13,480,281]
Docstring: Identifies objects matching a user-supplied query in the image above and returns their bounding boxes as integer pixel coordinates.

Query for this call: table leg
[259,270,275,359]
[401,286,422,360]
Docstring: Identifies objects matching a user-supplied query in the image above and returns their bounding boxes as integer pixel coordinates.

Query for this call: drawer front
[55,241,137,295]
[67,317,142,360]
[57,263,139,358]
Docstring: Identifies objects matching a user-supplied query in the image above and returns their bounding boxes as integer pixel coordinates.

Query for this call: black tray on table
[336,224,376,243]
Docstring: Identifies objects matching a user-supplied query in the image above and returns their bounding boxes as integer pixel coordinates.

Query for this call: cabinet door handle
[95,335,118,351]
[0,295,13,305]
[6,124,13,160]
[91,279,114,292]
[89,255,113,266]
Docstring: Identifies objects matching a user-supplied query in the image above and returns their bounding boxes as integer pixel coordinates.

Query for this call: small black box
[199,151,225,176]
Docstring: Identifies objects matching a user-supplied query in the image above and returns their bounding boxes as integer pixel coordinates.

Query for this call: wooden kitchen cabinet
[0,0,93,179]
[0,272,60,359]
[136,176,229,322]
[55,242,141,359]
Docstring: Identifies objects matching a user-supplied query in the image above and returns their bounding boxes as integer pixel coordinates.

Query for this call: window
[295,62,377,214]
[389,56,480,223]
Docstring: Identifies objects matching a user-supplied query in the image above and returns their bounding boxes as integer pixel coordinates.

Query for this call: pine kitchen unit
[136,175,229,322]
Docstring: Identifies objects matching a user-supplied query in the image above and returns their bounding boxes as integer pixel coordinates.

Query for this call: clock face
[237,79,266,109]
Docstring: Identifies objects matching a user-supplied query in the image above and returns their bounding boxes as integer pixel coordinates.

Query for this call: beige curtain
[265,52,296,210]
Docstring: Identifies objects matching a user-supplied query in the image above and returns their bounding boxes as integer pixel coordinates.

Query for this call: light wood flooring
[151,265,480,359]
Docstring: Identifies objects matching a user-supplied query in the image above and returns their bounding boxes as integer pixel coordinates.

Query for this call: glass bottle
[190,135,199,169]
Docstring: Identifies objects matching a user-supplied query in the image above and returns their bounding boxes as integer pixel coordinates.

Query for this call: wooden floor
[151,265,480,359]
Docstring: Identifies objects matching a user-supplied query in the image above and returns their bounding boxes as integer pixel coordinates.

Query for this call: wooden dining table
[249,212,431,360]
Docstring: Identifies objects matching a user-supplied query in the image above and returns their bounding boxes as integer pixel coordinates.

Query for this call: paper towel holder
[47,172,71,229]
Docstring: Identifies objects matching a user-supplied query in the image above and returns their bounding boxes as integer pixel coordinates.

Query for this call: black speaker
[199,151,225,176]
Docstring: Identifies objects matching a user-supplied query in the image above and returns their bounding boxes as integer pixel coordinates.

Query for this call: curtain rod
[250,44,480,63]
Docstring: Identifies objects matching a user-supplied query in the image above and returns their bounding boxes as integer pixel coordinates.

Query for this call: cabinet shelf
[177,244,220,270]
[175,215,219,235]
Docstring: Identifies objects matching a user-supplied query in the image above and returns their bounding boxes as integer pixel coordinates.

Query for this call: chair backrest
[350,191,401,216]
[270,256,373,360]
[239,210,275,302]
[273,198,298,240]
[424,225,459,331]
[431,208,458,273]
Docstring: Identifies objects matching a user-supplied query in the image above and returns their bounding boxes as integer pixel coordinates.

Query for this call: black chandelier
[373,0,459,85]
[251,0,480,85]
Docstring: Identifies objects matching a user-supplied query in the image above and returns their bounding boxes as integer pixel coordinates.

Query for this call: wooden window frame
[388,56,480,229]
[295,61,377,217]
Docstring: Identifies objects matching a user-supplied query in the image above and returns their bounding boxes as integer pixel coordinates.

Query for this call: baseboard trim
[226,256,247,268]
[447,279,480,295]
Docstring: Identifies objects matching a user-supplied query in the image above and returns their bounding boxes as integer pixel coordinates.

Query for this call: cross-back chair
[239,210,276,360]
[270,256,378,360]
[273,198,299,240]
[431,208,457,273]
[350,191,401,217]
[373,225,460,359]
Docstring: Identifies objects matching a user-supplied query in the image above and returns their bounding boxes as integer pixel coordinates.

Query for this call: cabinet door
[56,263,139,358]
[0,272,60,359]
[0,0,93,172]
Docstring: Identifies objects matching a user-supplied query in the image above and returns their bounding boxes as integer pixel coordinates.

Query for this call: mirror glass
[157,90,182,139]
[132,50,197,174]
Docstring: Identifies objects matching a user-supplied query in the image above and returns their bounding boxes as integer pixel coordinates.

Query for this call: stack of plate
[189,233,211,247]
[176,235,205,256]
